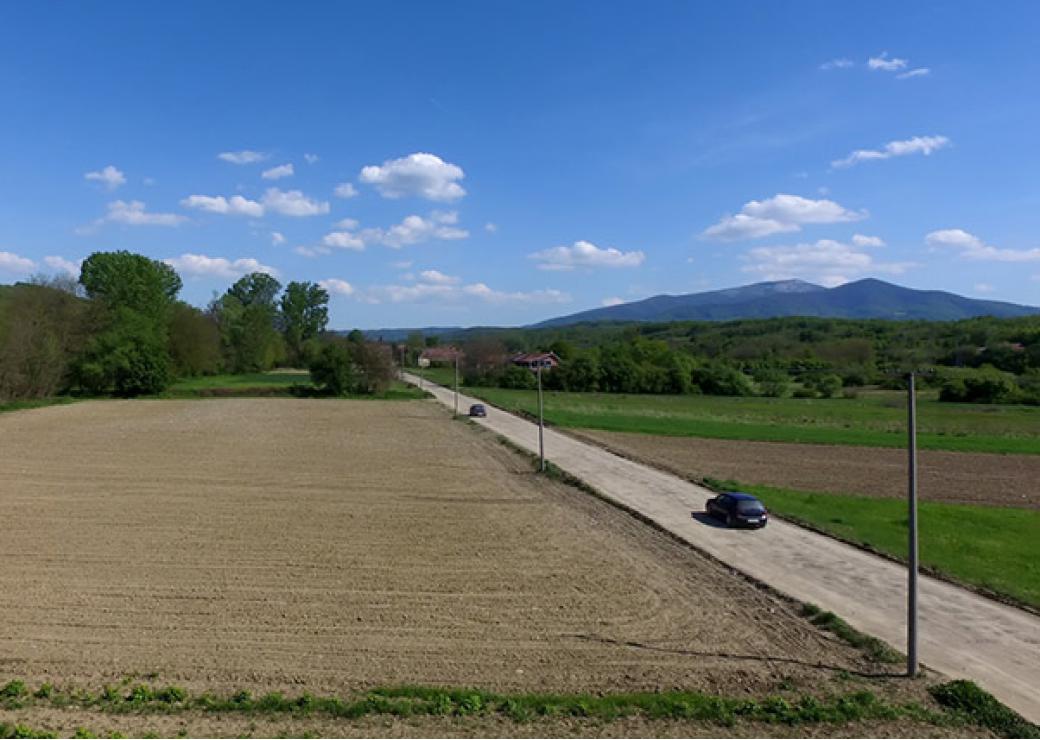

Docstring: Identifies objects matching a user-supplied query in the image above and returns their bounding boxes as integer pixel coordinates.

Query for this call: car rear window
[736,500,765,514]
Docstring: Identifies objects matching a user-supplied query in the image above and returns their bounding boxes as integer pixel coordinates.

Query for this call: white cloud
[218,150,268,164]
[926,229,1040,262]
[820,58,854,70]
[362,211,468,248]
[703,193,866,241]
[742,238,913,287]
[294,245,331,258]
[261,163,294,180]
[334,182,358,199]
[601,296,625,307]
[319,278,354,296]
[322,230,365,251]
[391,260,413,269]
[897,68,930,79]
[359,152,466,201]
[181,194,264,217]
[304,153,319,164]
[94,200,185,228]
[868,52,908,72]
[261,188,330,217]
[335,218,359,230]
[84,165,126,190]
[852,234,886,247]
[832,135,950,168]
[0,251,36,274]
[359,280,569,305]
[44,255,81,276]
[164,253,278,279]
[271,231,286,246]
[974,283,995,294]
[419,269,460,285]
[484,222,498,233]
[529,240,646,271]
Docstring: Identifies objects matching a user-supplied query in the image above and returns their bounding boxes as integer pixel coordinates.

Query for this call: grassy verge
[165,373,427,400]
[0,679,984,732]
[0,397,77,415]
[704,478,1040,610]
[442,385,1040,455]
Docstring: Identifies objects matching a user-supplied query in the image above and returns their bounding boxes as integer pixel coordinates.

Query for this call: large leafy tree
[279,281,329,366]
[216,272,284,372]
[74,251,182,396]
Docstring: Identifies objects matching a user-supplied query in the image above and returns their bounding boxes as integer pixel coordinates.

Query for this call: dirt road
[407,374,1040,723]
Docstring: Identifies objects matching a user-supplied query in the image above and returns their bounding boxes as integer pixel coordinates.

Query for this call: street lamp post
[907,371,919,677]
[537,363,545,472]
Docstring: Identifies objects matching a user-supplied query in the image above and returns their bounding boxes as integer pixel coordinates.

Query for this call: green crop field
[441,384,1040,455]
[711,481,1040,610]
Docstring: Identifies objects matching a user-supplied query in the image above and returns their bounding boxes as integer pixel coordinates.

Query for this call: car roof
[726,492,760,501]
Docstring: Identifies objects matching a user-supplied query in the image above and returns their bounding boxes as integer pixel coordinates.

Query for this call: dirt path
[406,374,1040,723]
[570,430,1040,508]
[1,399,901,703]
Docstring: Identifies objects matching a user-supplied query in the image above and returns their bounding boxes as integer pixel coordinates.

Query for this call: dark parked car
[705,492,768,528]
[468,403,487,417]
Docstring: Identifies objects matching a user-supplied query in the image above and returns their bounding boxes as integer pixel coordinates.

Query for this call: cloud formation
[334,182,358,199]
[261,188,330,216]
[261,163,294,180]
[529,240,646,270]
[86,200,185,229]
[164,253,278,279]
[926,229,1040,262]
[742,237,913,287]
[897,68,930,79]
[359,152,466,201]
[44,255,82,276]
[218,150,268,164]
[703,194,866,241]
[319,278,354,296]
[867,52,907,72]
[832,135,950,168]
[0,251,36,274]
[84,165,126,190]
[820,58,853,70]
[181,194,264,217]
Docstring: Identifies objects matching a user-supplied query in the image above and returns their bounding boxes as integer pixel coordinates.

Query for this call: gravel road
[408,374,1040,723]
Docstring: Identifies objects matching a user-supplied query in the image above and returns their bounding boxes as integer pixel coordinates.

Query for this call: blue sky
[2,1,1039,329]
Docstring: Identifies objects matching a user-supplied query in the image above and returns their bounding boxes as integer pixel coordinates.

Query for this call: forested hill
[534,279,1040,327]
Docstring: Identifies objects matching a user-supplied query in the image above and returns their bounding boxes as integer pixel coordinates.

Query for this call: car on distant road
[705,492,768,528]
[468,403,487,417]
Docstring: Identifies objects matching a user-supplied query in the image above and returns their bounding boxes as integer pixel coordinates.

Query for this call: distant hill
[534,279,1040,327]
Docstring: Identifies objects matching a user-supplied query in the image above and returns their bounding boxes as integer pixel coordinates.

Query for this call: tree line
[0,250,392,401]
[432,314,1040,405]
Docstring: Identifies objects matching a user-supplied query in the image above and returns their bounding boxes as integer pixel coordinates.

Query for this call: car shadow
[691,511,728,528]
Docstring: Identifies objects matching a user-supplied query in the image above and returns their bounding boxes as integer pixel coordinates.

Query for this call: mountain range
[362,278,1040,339]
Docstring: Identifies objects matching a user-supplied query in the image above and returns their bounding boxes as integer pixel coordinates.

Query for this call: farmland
[442,382,1040,455]
[0,398,994,737]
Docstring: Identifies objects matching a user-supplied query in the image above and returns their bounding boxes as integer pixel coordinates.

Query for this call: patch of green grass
[800,604,901,664]
[930,680,1040,738]
[0,681,961,730]
[0,397,77,416]
[450,385,1040,455]
[712,481,1040,609]
[164,373,426,400]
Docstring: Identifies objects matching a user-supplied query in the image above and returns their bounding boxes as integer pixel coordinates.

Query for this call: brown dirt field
[0,399,971,736]
[572,429,1040,509]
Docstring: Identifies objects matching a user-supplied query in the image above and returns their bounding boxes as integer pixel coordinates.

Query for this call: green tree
[73,251,181,396]
[216,272,284,372]
[279,281,329,366]
[168,302,222,377]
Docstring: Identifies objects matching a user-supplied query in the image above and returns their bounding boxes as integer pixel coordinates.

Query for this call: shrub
[690,363,755,396]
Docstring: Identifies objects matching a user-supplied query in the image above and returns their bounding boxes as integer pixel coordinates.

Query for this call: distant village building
[511,351,560,370]
[420,346,463,365]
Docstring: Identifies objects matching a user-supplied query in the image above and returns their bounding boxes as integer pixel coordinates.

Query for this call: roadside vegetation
[704,478,1040,609]
[444,384,1040,455]
[1,678,1035,737]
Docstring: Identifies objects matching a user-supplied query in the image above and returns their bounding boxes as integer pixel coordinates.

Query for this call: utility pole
[537,363,545,472]
[907,370,919,677]
[454,352,459,418]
